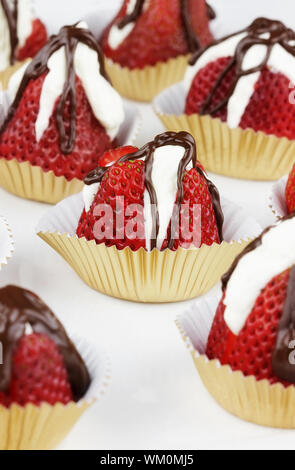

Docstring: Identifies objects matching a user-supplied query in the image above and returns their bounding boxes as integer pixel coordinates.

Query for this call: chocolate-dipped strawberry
[0,0,47,71]
[184,17,295,140]
[207,214,295,386]
[0,22,124,182]
[77,131,223,251]
[100,0,215,69]
[0,285,90,407]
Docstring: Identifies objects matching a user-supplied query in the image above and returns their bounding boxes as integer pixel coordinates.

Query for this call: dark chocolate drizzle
[116,0,215,54]
[0,285,90,401]
[206,2,216,21]
[1,0,18,65]
[189,17,295,116]
[0,23,109,155]
[84,131,224,250]
[272,266,295,383]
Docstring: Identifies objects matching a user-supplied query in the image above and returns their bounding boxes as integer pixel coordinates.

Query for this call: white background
[0,0,294,450]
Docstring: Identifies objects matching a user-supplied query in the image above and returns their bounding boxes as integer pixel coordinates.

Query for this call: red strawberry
[0,333,73,408]
[99,146,138,167]
[0,74,113,181]
[286,164,295,213]
[77,158,146,251]
[101,0,213,69]
[77,146,221,251]
[206,269,291,386]
[17,19,47,62]
[185,58,295,140]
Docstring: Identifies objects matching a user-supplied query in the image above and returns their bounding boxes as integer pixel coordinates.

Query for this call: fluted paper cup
[0,334,110,450]
[0,89,141,204]
[104,55,190,102]
[36,193,260,303]
[0,216,14,270]
[153,82,295,181]
[177,296,295,428]
[270,176,288,219]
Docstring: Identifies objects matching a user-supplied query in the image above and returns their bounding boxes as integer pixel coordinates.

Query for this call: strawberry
[0,74,113,181]
[101,0,213,69]
[77,144,221,251]
[99,146,138,167]
[77,158,146,251]
[185,59,295,140]
[185,57,234,122]
[206,269,291,386]
[0,333,73,408]
[286,164,295,213]
[17,19,47,62]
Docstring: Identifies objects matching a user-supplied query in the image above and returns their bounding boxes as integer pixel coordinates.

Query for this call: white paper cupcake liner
[177,296,295,428]
[270,176,288,219]
[35,192,261,302]
[0,216,14,269]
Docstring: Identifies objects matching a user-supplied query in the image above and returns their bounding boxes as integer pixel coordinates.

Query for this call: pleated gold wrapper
[153,82,295,181]
[0,337,110,450]
[0,401,90,450]
[177,296,295,428]
[0,159,83,204]
[36,193,261,303]
[105,55,190,102]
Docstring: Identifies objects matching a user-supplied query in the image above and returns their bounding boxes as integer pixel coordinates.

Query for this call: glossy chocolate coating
[0,285,90,401]
[84,131,224,249]
[0,23,109,155]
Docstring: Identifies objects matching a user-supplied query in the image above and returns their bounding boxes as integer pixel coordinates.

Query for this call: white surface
[0,0,294,451]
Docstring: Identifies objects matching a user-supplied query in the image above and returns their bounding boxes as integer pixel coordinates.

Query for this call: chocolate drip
[189,18,295,116]
[206,2,216,21]
[181,0,200,53]
[222,212,295,291]
[1,0,18,64]
[0,285,90,401]
[116,0,215,54]
[84,131,224,250]
[272,266,295,383]
[0,24,109,155]
[118,0,145,29]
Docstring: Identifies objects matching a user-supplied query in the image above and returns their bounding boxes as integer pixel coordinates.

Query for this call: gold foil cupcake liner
[177,296,295,428]
[0,336,111,450]
[153,82,295,181]
[270,176,288,219]
[36,193,260,303]
[105,55,190,102]
[0,216,14,269]
[0,93,141,204]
